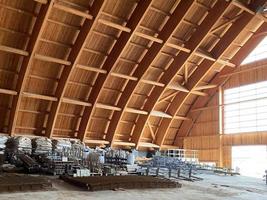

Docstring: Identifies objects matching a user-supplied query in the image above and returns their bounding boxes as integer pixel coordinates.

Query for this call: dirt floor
[0,173,266,200]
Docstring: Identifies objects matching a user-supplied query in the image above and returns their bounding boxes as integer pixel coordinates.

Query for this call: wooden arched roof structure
[0,0,266,149]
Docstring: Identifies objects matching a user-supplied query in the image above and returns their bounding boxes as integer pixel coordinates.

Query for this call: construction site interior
[0,0,267,199]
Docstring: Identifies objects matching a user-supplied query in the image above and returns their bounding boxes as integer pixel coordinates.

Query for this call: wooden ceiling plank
[95,103,121,111]
[8,1,55,136]
[53,2,93,19]
[98,19,131,32]
[47,18,81,30]
[193,84,217,91]
[76,64,107,74]
[217,59,236,67]
[62,98,92,107]
[106,0,196,147]
[0,27,30,38]
[34,53,71,65]
[0,88,18,95]
[169,1,267,146]
[190,90,208,96]
[177,23,267,142]
[84,139,110,145]
[77,0,153,142]
[140,79,165,87]
[22,92,58,101]
[130,1,233,149]
[150,110,172,118]
[45,0,106,138]
[173,115,191,121]
[139,142,159,148]
[166,42,191,53]
[110,72,138,81]
[134,32,163,43]
[34,0,48,4]
[125,107,148,115]
[113,141,136,147]
[0,45,29,56]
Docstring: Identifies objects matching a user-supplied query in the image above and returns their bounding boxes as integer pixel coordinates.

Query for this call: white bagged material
[32,137,52,154]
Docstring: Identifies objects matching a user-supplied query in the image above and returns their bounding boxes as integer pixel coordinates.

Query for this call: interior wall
[184,58,267,168]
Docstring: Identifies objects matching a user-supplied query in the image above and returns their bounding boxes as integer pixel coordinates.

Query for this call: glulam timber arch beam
[77,0,153,141]
[8,0,55,135]
[45,0,106,138]
[130,0,232,149]
[176,23,267,142]
[157,0,267,148]
[105,0,196,146]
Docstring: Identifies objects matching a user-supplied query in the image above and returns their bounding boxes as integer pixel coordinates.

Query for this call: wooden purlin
[7,1,55,136]
[177,24,267,142]
[77,0,153,141]
[105,0,196,147]
[166,5,266,147]
[131,1,232,149]
[45,0,105,138]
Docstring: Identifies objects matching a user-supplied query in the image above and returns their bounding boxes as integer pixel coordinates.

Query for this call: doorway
[232,145,267,178]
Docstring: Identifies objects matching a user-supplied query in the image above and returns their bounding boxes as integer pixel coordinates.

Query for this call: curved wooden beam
[176,23,267,142]
[131,1,232,149]
[105,0,196,146]
[157,1,267,147]
[8,1,55,135]
[78,0,153,141]
[45,0,106,138]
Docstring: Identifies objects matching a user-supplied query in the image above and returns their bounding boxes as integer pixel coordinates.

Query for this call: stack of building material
[6,136,32,154]
[86,151,102,174]
[32,137,52,155]
[52,139,72,156]
[105,148,127,166]
[70,140,85,160]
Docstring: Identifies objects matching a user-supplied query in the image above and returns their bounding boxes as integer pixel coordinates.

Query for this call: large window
[242,36,267,65]
[224,80,267,134]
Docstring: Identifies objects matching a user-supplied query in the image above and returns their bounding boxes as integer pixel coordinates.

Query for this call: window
[224,80,267,134]
[242,36,267,65]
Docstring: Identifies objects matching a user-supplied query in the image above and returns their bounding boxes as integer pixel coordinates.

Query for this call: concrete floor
[0,173,267,200]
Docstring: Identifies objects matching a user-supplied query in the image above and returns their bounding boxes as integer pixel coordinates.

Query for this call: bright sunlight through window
[242,37,267,65]
[224,80,267,134]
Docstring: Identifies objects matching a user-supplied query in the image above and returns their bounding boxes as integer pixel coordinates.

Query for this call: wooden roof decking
[0,0,266,148]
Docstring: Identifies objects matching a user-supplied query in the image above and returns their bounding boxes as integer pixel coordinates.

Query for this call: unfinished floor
[0,174,266,200]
